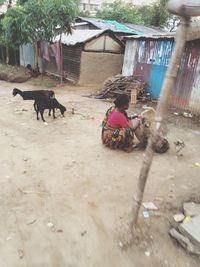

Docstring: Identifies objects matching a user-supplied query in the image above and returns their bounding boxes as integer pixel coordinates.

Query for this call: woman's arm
[129,116,143,130]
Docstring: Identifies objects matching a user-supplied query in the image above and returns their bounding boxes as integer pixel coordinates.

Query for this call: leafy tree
[1,6,27,63]
[1,0,78,65]
[21,0,78,43]
[96,0,179,30]
[0,15,8,62]
[42,0,79,36]
[2,6,27,47]
[137,0,179,30]
[137,0,166,27]
[96,0,143,24]
[17,0,28,5]
[78,9,90,18]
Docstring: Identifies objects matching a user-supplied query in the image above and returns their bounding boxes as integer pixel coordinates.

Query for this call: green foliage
[0,19,7,46]
[137,0,169,27]
[96,0,178,29]
[2,6,27,47]
[22,0,49,43]
[78,10,91,18]
[17,0,28,5]
[0,0,5,5]
[1,0,79,48]
[96,0,142,24]
[42,0,79,36]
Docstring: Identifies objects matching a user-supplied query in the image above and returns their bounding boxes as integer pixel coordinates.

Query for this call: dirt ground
[0,79,200,267]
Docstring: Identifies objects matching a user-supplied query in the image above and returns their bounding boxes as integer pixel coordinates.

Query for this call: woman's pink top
[107,110,129,128]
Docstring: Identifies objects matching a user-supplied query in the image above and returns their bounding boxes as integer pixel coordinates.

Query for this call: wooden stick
[60,34,63,85]
[130,17,190,233]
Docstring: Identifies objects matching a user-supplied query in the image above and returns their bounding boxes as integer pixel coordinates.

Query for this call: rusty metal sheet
[171,40,200,112]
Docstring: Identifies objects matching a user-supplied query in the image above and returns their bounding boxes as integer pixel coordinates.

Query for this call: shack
[45,29,125,85]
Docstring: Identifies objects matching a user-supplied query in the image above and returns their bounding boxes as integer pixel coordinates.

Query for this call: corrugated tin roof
[54,29,112,45]
[77,17,138,34]
[123,23,166,35]
[124,32,175,40]
[124,21,200,41]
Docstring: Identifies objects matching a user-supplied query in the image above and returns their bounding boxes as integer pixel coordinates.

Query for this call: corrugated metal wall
[122,39,173,97]
[63,46,82,82]
[44,56,60,76]
[133,40,153,84]
[149,40,173,99]
[122,40,138,76]
[189,57,200,113]
[122,38,200,115]
[20,44,34,67]
[171,40,200,114]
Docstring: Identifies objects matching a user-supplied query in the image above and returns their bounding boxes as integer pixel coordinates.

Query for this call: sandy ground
[0,80,200,267]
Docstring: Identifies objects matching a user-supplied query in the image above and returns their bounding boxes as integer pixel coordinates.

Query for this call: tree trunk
[130,17,190,233]
[22,45,25,67]
[14,49,17,65]
[1,46,5,63]
[34,42,38,69]
[6,46,9,64]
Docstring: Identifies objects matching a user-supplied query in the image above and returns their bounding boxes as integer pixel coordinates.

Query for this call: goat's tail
[12,88,21,96]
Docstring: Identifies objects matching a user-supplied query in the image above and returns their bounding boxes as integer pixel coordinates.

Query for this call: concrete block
[183,202,200,216]
[179,215,200,248]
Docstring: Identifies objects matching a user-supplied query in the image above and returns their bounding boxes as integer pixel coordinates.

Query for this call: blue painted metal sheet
[149,40,173,99]
[122,37,200,114]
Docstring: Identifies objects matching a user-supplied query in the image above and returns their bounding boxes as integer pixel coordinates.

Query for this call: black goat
[12,88,55,111]
[34,97,66,122]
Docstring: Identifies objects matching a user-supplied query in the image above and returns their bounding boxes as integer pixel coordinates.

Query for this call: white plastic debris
[44,122,48,126]
[18,249,24,259]
[142,105,149,109]
[47,222,54,228]
[145,250,150,256]
[143,211,150,218]
[6,236,13,241]
[183,112,189,118]
[143,202,158,210]
[173,214,185,222]
[119,241,123,248]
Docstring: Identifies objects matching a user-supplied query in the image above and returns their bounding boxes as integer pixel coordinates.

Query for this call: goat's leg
[49,109,51,116]
[33,101,37,111]
[53,108,56,119]
[40,110,45,122]
[36,109,39,120]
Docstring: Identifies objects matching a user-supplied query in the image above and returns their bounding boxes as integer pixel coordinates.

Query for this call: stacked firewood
[93,74,150,101]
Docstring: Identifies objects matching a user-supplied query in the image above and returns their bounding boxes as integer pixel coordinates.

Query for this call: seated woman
[26,64,40,78]
[101,94,147,152]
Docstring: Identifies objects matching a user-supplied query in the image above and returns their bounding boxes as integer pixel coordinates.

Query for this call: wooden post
[130,89,137,104]
[60,34,63,85]
[130,17,190,233]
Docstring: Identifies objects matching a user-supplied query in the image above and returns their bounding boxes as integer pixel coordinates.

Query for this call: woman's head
[114,94,130,110]
[26,64,32,71]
